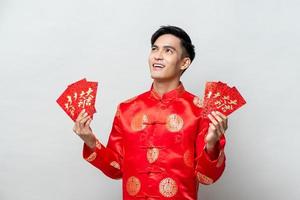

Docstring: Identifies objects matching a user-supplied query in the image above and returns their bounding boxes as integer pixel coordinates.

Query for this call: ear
[180,57,191,71]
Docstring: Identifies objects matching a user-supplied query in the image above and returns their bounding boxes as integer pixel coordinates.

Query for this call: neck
[152,79,180,97]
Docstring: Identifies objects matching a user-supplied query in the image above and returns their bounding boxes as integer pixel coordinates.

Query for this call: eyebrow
[152,44,177,51]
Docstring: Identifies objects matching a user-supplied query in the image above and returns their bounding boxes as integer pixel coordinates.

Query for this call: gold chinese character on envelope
[201,81,246,118]
[56,78,98,121]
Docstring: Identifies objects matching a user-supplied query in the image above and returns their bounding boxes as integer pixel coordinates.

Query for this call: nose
[153,50,163,60]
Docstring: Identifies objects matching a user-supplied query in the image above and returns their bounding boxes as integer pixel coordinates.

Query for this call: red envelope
[201,81,246,118]
[56,78,98,121]
[204,81,218,100]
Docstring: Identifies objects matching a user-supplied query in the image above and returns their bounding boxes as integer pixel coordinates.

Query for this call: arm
[194,111,228,185]
[73,107,123,179]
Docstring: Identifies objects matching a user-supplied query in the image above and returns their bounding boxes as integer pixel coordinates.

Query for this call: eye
[165,48,173,54]
[151,46,157,51]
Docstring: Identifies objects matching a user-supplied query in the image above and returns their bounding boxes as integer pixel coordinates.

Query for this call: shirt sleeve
[82,105,124,179]
[194,117,226,185]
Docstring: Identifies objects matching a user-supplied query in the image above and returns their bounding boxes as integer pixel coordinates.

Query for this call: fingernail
[83,112,88,117]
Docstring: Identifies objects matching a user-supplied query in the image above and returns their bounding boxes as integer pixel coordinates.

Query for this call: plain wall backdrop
[0,0,299,199]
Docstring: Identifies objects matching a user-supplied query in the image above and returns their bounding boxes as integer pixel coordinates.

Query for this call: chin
[151,72,164,79]
[151,76,171,83]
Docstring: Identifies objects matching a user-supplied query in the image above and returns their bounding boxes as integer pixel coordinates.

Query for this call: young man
[73,26,228,199]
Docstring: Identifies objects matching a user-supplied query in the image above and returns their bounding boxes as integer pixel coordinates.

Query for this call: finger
[79,114,90,128]
[209,123,217,133]
[76,109,86,122]
[215,111,227,119]
[212,111,225,133]
[212,111,223,123]
[216,111,228,130]
[209,113,225,136]
[208,114,223,138]
[216,126,223,137]
[82,116,91,126]
[78,114,88,129]
[215,122,224,137]
[208,113,220,129]
[85,118,92,127]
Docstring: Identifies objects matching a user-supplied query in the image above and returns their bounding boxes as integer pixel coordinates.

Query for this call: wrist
[82,134,97,150]
[206,141,217,151]
[205,141,220,160]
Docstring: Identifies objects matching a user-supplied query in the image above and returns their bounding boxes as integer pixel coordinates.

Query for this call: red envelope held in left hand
[201,81,246,118]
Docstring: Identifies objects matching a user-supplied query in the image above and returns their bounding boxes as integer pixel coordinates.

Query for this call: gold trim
[110,161,120,170]
[193,96,203,108]
[159,177,178,198]
[166,114,184,132]
[147,147,159,163]
[197,172,213,185]
[126,176,141,196]
[131,113,148,131]
[95,140,102,150]
[86,152,97,162]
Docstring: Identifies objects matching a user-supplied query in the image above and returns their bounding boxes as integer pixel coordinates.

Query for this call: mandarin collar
[149,82,185,102]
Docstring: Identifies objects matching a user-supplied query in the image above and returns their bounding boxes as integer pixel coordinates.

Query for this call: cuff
[82,139,103,162]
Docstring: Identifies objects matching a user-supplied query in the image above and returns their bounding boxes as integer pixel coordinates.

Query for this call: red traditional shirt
[83,83,226,200]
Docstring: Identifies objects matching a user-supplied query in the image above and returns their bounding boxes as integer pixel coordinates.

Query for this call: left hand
[205,111,228,150]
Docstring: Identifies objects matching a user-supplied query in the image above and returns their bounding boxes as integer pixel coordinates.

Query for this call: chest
[120,100,199,148]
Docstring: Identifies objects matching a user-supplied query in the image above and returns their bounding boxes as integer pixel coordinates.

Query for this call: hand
[205,111,228,150]
[73,109,96,149]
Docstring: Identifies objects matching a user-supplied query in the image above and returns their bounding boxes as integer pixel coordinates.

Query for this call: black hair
[151,25,195,63]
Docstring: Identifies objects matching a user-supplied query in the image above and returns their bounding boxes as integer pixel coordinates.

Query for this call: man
[73,25,228,199]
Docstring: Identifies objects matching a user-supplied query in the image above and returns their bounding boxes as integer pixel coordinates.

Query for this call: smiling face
[148,34,191,82]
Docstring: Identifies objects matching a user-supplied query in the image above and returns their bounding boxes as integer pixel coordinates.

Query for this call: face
[148,34,190,82]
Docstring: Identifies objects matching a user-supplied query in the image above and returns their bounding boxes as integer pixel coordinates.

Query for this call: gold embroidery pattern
[95,140,102,150]
[216,150,225,168]
[193,96,203,108]
[166,114,184,132]
[131,113,148,131]
[197,172,214,185]
[110,161,120,170]
[183,150,194,168]
[159,177,178,198]
[147,147,159,163]
[86,152,97,162]
[126,176,141,196]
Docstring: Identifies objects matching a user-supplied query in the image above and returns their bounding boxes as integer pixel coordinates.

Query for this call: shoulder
[121,91,149,104]
[117,91,150,110]
[182,90,204,110]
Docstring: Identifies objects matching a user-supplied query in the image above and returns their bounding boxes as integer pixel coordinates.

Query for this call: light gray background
[0,0,299,199]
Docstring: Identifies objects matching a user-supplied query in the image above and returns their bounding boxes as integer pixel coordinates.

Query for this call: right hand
[73,109,96,149]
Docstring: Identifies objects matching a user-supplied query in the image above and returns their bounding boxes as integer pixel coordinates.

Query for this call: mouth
[152,63,165,71]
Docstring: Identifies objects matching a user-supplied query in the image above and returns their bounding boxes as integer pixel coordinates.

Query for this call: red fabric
[82,83,226,200]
